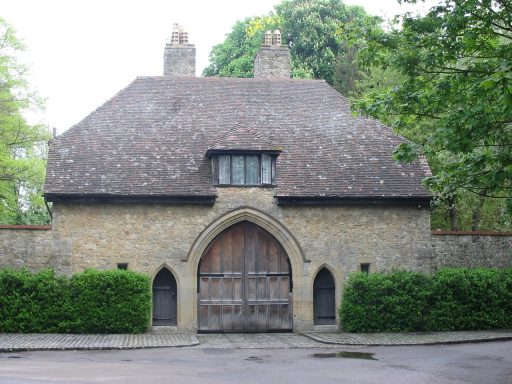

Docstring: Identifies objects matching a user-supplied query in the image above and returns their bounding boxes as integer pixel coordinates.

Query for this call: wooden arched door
[313,268,336,325]
[152,268,177,326]
[198,221,292,332]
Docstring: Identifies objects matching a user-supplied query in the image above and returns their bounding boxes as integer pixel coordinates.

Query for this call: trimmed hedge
[340,268,512,332]
[0,268,151,333]
[0,268,71,333]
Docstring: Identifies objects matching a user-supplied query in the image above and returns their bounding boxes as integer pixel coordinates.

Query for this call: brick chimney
[164,23,196,76]
[254,30,291,79]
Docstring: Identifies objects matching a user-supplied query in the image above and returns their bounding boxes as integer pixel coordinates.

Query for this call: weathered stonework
[163,44,196,77]
[4,193,511,331]
[6,195,511,332]
[0,226,71,275]
[433,232,512,269]
[254,46,291,78]
[47,188,432,331]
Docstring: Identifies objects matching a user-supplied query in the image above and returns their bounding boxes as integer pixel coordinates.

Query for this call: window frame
[214,153,277,187]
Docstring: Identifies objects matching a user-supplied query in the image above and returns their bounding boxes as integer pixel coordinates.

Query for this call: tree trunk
[448,196,459,231]
[471,194,486,231]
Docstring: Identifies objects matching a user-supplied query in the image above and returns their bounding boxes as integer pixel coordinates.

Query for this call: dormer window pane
[246,155,260,185]
[213,154,276,186]
[261,154,271,184]
[218,155,231,184]
[232,155,245,185]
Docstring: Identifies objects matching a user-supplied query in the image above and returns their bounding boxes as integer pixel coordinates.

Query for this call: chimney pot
[272,30,282,46]
[264,30,273,46]
[254,31,290,79]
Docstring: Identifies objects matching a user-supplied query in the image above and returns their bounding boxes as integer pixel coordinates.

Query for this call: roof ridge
[136,75,327,84]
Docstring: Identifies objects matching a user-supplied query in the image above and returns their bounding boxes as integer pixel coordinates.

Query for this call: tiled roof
[44,77,431,200]
[207,124,280,153]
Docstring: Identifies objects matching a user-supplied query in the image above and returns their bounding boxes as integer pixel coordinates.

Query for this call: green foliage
[352,1,512,199]
[340,269,512,332]
[428,269,512,331]
[0,268,151,333]
[276,0,367,85]
[203,16,280,78]
[203,0,379,96]
[0,268,71,332]
[340,271,432,332]
[431,193,511,231]
[0,17,50,225]
[70,269,151,333]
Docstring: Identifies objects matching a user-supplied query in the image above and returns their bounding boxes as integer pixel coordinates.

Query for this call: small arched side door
[152,268,177,326]
[313,268,336,325]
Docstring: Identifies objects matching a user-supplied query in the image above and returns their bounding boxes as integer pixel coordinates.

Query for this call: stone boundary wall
[432,231,512,269]
[1,225,511,275]
[0,225,71,275]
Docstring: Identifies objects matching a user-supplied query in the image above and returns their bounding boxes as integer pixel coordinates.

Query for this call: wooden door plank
[198,221,292,332]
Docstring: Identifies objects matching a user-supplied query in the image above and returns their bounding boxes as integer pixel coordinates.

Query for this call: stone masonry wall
[3,200,510,277]
[6,189,512,331]
[0,225,71,275]
[50,188,433,275]
[48,188,433,331]
[433,231,512,269]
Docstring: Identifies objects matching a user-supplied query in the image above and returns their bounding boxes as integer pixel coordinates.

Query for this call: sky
[2,0,435,134]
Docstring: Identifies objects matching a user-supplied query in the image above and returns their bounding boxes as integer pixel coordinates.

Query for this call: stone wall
[50,188,433,276]
[47,188,432,331]
[3,189,510,332]
[432,231,512,269]
[0,225,71,275]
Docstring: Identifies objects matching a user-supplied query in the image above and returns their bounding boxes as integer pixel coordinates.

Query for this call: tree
[203,0,379,96]
[203,16,281,78]
[275,0,372,86]
[0,17,50,224]
[353,0,512,200]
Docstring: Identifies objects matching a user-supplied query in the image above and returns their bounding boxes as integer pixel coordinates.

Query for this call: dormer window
[213,153,277,186]
[206,125,281,187]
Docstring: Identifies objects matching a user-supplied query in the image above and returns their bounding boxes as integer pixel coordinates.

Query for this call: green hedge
[340,268,512,332]
[0,268,151,333]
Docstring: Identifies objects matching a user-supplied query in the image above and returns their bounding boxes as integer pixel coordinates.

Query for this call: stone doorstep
[151,326,178,333]
[313,325,339,332]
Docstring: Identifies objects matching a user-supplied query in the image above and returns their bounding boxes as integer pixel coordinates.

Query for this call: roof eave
[44,193,216,205]
[276,195,432,207]
[205,149,282,159]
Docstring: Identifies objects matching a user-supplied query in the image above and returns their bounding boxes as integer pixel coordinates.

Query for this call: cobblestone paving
[1,331,511,351]
[0,333,199,351]
[302,330,512,346]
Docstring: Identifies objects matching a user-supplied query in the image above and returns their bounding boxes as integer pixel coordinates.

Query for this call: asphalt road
[0,341,511,384]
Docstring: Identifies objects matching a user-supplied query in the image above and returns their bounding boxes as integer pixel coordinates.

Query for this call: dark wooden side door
[152,268,177,326]
[313,268,336,325]
[198,221,292,332]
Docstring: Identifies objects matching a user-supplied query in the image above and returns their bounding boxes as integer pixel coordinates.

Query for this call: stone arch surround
[186,206,307,267]
[183,207,312,332]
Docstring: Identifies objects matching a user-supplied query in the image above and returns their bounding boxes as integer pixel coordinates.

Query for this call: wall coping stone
[432,230,512,236]
[0,225,51,230]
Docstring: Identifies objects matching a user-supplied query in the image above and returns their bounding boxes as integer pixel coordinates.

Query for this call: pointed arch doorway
[198,221,292,332]
[152,268,177,326]
[313,268,336,325]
